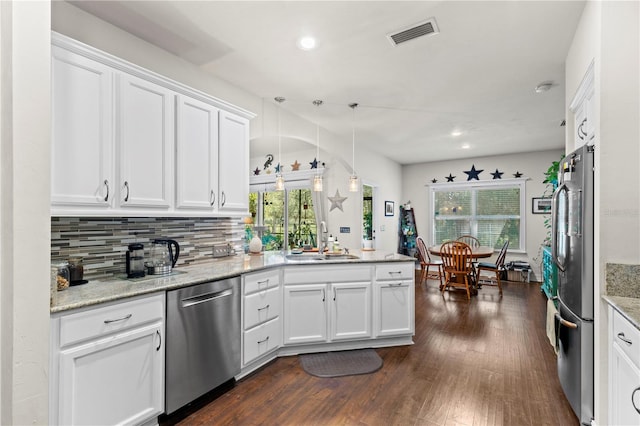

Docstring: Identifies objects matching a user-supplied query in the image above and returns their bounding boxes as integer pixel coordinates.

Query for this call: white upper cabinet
[218,111,250,214]
[51,46,114,211]
[175,95,219,212]
[50,33,254,217]
[118,74,174,210]
[570,61,595,149]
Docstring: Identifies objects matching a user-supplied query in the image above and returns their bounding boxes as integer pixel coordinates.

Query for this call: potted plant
[363,211,373,249]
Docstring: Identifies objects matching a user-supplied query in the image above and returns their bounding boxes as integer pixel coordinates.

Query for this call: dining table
[428,244,495,294]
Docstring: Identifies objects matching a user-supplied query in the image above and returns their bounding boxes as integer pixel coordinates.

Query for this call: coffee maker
[126,243,145,278]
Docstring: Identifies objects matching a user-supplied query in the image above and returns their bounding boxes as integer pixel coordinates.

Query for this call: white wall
[565,1,640,422]
[0,1,51,424]
[402,149,564,280]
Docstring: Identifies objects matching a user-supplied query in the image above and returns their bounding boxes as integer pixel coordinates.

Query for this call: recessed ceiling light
[297,36,317,51]
[451,130,462,137]
[461,143,471,150]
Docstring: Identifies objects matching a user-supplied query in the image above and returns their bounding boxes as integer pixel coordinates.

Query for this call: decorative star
[464,165,483,181]
[328,189,347,212]
[253,167,261,176]
[291,160,301,171]
[275,163,282,173]
[446,174,456,182]
[310,158,318,169]
[513,171,523,178]
[431,178,438,184]
[491,169,504,179]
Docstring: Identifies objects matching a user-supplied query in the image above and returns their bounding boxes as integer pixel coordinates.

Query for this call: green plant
[363,211,373,240]
[541,154,564,246]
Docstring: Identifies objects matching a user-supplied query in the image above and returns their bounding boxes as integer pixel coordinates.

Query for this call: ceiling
[68,1,585,165]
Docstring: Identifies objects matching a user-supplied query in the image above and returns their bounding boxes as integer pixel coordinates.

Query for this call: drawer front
[375,263,415,281]
[284,264,371,284]
[59,293,164,348]
[613,310,640,367]
[244,269,280,295]
[244,287,281,329]
[243,317,281,365]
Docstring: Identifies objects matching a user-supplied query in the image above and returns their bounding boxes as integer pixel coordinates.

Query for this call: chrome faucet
[320,221,328,252]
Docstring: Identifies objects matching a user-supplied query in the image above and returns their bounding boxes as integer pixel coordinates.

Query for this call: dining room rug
[299,348,383,378]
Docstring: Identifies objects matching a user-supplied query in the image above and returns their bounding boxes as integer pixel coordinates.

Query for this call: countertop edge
[51,251,416,314]
[602,295,640,330]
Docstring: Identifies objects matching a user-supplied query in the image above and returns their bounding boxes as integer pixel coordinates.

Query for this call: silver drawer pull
[391,282,403,287]
[388,271,402,275]
[257,336,270,344]
[257,279,269,286]
[617,332,633,345]
[257,304,270,311]
[104,313,132,324]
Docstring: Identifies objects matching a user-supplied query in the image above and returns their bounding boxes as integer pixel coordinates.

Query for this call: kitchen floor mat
[299,349,383,378]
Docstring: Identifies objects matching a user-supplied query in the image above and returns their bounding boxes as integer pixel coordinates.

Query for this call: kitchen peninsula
[49,250,415,425]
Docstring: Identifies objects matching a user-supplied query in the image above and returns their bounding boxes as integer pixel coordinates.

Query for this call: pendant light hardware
[348,102,360,192]
[274,96,286,191]
[313,99,323,192]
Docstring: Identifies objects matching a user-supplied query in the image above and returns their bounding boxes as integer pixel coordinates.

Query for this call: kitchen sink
[285,253,359,262]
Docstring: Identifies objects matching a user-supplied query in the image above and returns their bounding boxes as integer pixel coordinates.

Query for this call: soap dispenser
[327,234,334,252]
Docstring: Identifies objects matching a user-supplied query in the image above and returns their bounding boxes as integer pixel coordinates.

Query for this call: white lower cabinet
[374,263,415,337]
[51,294,165,426]
[609,308,640,425]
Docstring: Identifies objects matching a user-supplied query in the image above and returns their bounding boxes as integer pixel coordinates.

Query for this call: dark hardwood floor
[171,274,578,425]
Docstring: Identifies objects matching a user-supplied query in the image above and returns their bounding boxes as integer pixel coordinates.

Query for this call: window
[429,180,525,251]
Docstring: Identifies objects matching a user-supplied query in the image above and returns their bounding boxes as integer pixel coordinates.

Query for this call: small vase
[249,235,263,254]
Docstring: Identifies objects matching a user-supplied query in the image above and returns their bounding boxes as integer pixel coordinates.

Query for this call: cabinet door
[58,322,164,425]
[330,282,371,341]
[118,74,174,209]
[610,342,640,425]
[51,46,114,210]
[375,281,414,337]
[218,110,249,214]
[283,284,327,345]
[175,95,219,212]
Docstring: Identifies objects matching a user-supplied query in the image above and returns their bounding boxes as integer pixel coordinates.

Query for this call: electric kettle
[147,239,180,275]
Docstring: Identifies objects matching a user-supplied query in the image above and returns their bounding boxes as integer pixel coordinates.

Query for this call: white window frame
[428,179,526,252]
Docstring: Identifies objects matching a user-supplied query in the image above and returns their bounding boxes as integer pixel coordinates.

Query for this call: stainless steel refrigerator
[551,144,594,425]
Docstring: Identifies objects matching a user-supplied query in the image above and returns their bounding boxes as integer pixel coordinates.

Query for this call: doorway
[362,184,375,249]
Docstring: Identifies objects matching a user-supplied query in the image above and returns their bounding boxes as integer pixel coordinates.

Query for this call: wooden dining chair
[456,235,480,249]
[476,240,509,295]
[440,241,474,300]
[416,236,443,288]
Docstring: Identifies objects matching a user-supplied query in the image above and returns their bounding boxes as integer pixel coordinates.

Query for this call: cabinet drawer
[244,287,281,330]
[243,317,281,365]
[375,263,414,281]
[244,269,280,295]
[284,264,371,284]
[59,294,164,348]
[613,310,640,367]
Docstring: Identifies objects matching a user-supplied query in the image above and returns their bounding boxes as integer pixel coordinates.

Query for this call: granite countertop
[51,250,415,314]
[603,296,640,330]
[603,263,640,330]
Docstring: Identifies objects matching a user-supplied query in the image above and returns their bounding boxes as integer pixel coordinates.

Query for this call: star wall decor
[446,174,456,182]
[513,171,523,178]
[253,167,261,176]
[291,160,301,171]
[275,163,282,173]
[328,189,347,212]
[464,165,483,181]
[431,178,438,183]
[310,158,318,169]
[491,169,504,179]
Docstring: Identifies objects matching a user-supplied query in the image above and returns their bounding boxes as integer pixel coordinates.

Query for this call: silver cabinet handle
[124,181,130,202]
[322,288,325,302]
[156,330,162,351]
[221,191,226,207]
[210,190,216,206]
[632,387,640,414]
[103,313,132,324]
[257,279,270,286]
[333,288,337,301]
[257,304,270,311]
[388,271,402,275]
[257,336,270,344]
[617,332,633,345]
[104,179,110,202]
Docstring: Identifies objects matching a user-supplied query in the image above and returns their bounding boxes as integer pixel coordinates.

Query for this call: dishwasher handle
[181,288,233,308]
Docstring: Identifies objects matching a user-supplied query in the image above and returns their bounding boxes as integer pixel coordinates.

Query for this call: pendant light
[348,103,360,192]
[274,96,285,191]
[312,99,323,192]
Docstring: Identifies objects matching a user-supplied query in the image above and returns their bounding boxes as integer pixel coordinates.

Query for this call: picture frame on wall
[385,201,394,216]
[532,197,552,214]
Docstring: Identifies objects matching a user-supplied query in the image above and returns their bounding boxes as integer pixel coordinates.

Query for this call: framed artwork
[385,201,395,216]
[532,197,552,214]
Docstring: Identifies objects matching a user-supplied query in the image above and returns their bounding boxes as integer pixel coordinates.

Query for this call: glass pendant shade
[313,175,323,192]
[275,173,285,191]
[348,103,359,192]
[349,175,359,192]
[275,96,285,191]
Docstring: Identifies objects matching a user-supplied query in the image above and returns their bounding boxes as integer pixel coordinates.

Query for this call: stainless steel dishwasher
[165,276,241,414]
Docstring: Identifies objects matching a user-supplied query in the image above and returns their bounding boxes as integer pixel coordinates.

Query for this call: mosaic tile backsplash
[51,217,245,281]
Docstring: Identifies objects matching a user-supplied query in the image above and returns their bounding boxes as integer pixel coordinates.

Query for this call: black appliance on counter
[552,144,594,425]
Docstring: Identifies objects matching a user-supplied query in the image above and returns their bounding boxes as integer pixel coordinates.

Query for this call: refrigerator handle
[555,312,578,329]
[551,183,567,272]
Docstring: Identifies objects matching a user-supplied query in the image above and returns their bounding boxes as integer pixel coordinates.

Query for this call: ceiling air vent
[387,18,439,46]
